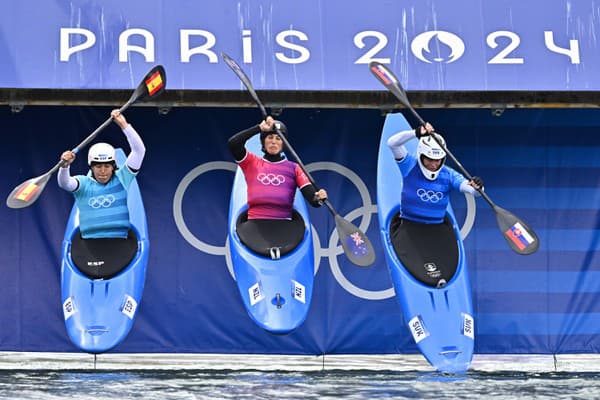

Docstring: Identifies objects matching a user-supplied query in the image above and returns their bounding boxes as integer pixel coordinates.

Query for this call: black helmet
[260,120,288,152]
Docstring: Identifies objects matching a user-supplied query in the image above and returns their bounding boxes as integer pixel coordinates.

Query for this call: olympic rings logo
[173,161,476,302]
[257,173,286,186]
[88,194,116,209]
[416,188,444,203]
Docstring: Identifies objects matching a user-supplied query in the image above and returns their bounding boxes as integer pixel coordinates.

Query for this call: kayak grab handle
[439,349,462,355]
[86,326,109,336]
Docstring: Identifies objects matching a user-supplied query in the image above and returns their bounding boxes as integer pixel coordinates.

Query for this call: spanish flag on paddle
[13,182,40,202]
[139,65,166,101]
[145,70,164,96]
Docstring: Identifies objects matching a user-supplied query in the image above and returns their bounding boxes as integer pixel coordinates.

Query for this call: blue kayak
[228,135,315,335]
[377,113,474,373]
[61,149,149,353]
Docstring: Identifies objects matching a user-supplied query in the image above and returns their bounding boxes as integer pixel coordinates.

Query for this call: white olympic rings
[416,188,444,203]
[257,173,286,186]
[88,194,116,208]
[173,161,476,301]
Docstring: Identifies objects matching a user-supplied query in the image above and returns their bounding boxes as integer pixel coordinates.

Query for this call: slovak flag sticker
[370,63,397,85]
[505,222,535,250]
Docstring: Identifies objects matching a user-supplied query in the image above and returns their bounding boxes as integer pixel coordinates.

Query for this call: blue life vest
[397,155,465,224]
[73,165,136,238]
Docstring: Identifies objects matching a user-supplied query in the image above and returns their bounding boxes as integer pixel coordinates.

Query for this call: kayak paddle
[222,52,376,266]
[369,61,539,255]
[6,65,167,209]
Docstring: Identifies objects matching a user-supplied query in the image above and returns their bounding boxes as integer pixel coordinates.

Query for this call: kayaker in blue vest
[386,122,483,287]
[387,122,483,223]
[57,109,146,278]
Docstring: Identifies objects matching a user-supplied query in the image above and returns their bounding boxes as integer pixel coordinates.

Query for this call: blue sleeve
[115,164,137,190]
[72,175,90,198]
[397,154,417,177]
[447,166,467,191]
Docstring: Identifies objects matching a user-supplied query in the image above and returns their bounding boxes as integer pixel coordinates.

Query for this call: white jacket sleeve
[460,180,482,196]
[123,124,146,171]
[57,166,78,192]
[386,129,416,160]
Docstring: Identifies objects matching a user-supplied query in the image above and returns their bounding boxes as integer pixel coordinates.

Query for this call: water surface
[0,369,598,400]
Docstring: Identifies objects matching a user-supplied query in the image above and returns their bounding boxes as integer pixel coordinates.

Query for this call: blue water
[0,369,598,399]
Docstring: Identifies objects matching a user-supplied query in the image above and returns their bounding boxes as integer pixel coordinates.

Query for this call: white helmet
[417,134,446,180]
[88,143,116,166]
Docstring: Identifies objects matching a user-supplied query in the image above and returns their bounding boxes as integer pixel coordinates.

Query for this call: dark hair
[90,161,117,169]
[260,120,288,152]
[90,161,117,181]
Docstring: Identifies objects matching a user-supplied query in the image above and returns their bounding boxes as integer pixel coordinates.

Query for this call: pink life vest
[238,152,311,219]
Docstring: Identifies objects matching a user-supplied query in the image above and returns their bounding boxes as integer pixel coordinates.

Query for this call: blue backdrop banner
[0,106,599,355]
[1,0,600,91]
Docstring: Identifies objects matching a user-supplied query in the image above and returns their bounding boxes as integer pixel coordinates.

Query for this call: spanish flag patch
[145,71,164,96]
[14,182,40,201]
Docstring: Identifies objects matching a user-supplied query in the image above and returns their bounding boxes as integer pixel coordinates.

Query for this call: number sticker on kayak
[248,282,264,306]
[120,295,138,319]
[291,280,306,304]
[462,313,474,339]
[408,315,430,343]
[63,297,76,320]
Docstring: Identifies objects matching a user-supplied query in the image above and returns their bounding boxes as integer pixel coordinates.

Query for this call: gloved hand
[471,176,484,188]
[414,122,434,138]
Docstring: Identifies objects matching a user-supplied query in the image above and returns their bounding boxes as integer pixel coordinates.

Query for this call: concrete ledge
[1,352,599,372]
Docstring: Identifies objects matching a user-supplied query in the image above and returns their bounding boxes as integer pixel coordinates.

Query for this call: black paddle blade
[369,61,410,107]
[494,205,539,255]
[6,172,52,209]
[334,214,376,267]
[221,53,268,117]
[132,65,167,103]
[369,61,427,126]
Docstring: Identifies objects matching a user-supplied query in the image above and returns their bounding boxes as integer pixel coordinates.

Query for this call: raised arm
[111,109,146,172]
[227,117,275,161]
[57,150,79,192]
[387,123,434,161]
